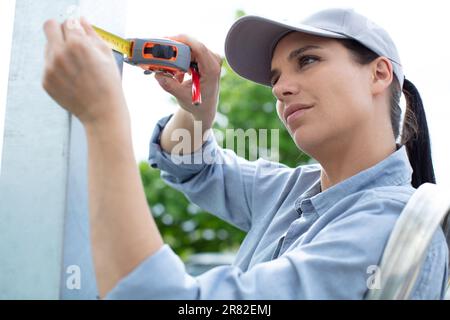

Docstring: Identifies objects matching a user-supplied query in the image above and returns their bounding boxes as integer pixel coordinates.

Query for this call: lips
[284,104,313,124]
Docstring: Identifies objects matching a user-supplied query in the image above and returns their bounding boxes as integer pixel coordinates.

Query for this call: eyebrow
[270,45,323,84]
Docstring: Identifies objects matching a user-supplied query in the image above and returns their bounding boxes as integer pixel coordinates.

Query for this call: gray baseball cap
[225,8,404,88]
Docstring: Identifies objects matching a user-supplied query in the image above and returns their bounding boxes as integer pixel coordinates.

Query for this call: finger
[45,43,51,58]
[79,17,97,37]
[155,73,191,101]
[62,18,86,40]
[79,17,116,53]
[174,71,185,84]
[214,53,224,67]
[79,17,103,43]
[44,42,57,62]
[165,34,215,73]
[43,19,64,46]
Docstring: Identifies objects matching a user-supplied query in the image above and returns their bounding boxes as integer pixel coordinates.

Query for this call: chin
[291,129,321,156]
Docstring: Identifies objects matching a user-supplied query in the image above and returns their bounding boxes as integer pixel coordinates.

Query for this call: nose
[272,75,300,101]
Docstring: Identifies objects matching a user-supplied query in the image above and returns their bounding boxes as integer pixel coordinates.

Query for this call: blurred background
[1,0,449,268]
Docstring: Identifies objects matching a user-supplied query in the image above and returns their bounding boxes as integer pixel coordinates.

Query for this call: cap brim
[225,15,347,87]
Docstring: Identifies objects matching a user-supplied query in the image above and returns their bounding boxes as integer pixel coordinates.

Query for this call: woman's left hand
[42,17,127,126]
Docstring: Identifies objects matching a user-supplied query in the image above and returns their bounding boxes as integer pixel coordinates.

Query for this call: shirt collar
[295,146,413,216]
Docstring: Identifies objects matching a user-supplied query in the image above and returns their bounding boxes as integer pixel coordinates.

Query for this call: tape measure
[92,25,192,75]
[92,25,202,105]
[92,25,132,56]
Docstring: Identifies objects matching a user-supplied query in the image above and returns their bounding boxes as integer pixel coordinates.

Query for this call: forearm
[84,109,163,298]
[160,108,213,155]
[42,18,164,298]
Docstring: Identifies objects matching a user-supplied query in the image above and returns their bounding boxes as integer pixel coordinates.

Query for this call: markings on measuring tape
[92,25,132,56]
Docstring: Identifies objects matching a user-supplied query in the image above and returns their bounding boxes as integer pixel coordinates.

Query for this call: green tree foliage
[140,162,244,261]
[139,21,312,260]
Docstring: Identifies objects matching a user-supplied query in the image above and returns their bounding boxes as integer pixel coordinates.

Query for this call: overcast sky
[1,0,449,188]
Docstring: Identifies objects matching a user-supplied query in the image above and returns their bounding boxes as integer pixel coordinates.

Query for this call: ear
[371,57,393,95]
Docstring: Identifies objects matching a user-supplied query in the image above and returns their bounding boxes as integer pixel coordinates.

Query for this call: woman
[42,8,448,299]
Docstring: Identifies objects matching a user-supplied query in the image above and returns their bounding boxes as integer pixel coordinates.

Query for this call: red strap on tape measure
[190,63,202,106]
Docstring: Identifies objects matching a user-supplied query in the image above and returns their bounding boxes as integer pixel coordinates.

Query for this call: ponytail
[401,79,436,188]
[339,38,449,264]
[402,80,450,244]
[339,38,436,188]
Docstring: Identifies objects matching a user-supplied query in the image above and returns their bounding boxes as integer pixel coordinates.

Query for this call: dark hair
[339,39,435,188]
[340,39,450,243]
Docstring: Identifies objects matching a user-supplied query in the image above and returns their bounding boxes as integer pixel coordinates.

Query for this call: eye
[270,76,279,88]
[271,56,320,87]
[298,55,319,69]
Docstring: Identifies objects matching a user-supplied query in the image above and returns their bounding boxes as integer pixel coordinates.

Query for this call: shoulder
[339,185,417,222]
[316,186,417,248]
[331,185,416,223]
[332,186,448,299]
[363,184,416,205]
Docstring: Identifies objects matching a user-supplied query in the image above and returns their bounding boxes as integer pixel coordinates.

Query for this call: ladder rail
[365,183,450,300]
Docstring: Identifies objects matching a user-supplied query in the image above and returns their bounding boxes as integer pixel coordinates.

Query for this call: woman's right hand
[154,35,223,128]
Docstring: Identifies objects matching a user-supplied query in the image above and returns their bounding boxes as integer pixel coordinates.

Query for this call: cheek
[292,87,365,147]
[289,67,372,150]
[276,101,285,124]
[321,72,371,124]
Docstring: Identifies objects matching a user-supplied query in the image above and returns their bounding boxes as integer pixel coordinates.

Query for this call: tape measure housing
[92,25,191,75]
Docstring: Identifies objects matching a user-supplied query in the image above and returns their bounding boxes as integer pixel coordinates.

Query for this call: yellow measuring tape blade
[92,25,132,57]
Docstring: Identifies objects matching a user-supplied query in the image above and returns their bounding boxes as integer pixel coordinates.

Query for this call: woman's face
[271,32,375,155]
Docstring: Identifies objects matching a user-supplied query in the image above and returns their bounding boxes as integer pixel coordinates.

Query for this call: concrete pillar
[0,0,127,299]
[0,0,16,175]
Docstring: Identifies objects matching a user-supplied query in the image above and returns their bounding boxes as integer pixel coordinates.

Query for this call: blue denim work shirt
[106,115,448,300]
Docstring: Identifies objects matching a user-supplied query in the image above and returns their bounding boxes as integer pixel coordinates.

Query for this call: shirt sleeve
[106,198,439,300]
[148,115,289,232]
